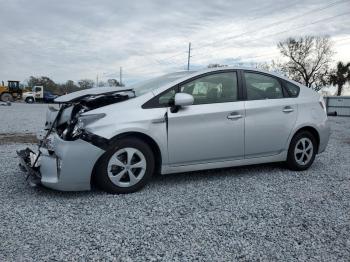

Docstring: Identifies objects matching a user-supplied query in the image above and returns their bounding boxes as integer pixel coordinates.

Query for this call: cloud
[0,0,349,84]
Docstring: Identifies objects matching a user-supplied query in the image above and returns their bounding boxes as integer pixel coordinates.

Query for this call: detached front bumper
[17,148,41,187]
[17,133,105,191]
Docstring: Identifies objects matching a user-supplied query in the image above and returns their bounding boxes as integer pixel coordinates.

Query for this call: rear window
[284,81,300,97]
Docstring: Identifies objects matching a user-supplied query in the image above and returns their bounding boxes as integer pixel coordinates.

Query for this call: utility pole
[96,74,99,87]
[119,67,123,86]
[187,42,191,71]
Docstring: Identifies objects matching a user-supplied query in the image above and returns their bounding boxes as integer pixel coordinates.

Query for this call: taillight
[319,97,327,114]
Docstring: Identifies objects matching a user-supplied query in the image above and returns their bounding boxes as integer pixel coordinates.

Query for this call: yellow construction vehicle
[0,80,22,102]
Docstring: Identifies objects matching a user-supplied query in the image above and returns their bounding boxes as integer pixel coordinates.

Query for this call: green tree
[59,80,79,94]
[107,79,120,87]
[98,81,106,87]
[27,76,59,93]
[329,62,350,96]
[78,79,94,89]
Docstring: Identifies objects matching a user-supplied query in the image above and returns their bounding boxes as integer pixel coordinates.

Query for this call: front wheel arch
[91,132,162,187]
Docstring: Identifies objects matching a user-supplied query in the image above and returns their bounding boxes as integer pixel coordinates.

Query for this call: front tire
[94,137,155,194]
[286,131,317,171]
[1,93,13,102]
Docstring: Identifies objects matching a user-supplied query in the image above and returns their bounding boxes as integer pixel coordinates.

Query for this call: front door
[166,72,245,166]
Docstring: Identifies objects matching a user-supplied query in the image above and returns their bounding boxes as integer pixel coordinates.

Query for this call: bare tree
[277,36,333,91]
[255,60,284,74]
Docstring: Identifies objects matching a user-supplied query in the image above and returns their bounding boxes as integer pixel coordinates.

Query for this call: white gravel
[0,103,350,261]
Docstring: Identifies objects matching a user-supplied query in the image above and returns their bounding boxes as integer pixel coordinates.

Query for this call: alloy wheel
[107,147,147,187]
[294,137,314,166]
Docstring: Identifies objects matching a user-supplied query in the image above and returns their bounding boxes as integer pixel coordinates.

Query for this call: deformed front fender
[39,133,105,191]
[86,122,169,166]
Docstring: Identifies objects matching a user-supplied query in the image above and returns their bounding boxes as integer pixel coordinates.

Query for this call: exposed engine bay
[45,89,135,141]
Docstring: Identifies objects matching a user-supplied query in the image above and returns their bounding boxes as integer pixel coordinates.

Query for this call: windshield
[131,71,195,96]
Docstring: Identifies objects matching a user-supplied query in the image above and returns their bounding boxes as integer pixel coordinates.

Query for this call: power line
[124,0,333,69]
[120,67,123,85]
[123,26,350,78]
[192,0,350,58]
[110,0,350,81]
[192,11,350,64]
[131,10,349,78]
[153,0,349,65]
[187,42,192,70]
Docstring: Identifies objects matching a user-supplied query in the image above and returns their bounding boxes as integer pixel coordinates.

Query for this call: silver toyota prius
[18,67,330,194]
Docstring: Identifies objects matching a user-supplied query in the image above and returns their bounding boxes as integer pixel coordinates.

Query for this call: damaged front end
[17,88,135,191]
[17,148,41,187]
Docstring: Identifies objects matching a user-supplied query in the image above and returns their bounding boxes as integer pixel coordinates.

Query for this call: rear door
[243,71,297,158]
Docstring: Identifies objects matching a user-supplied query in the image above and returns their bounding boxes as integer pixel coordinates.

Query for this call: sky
[0,0,349,85]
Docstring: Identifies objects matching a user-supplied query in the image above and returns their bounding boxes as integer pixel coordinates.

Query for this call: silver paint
[37,67,331,191]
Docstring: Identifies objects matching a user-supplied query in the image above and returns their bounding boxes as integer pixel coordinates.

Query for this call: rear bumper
[318,119,331,154]
[17,133,105,191]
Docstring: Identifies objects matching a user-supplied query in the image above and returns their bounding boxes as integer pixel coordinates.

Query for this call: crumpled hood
[54,87,133,103]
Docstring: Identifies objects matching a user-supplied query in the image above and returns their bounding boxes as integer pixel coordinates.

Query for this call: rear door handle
[283,106,294,113]
[227,113,243,120]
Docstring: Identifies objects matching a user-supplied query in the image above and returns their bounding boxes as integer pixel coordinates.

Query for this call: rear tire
[94,137,155,194]
[1,93,13,102]
[25,97,34,103]
[286,131,317,171]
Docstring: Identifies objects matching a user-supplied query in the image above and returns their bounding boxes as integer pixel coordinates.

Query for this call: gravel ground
[0,104,350,261]
[0,103,54,134]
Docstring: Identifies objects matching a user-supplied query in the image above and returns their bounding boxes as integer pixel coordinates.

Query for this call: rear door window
[244,72,284,100]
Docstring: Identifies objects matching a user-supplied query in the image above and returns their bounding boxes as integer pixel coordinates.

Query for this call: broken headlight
[37,132,55,151]
[71,113,106,138]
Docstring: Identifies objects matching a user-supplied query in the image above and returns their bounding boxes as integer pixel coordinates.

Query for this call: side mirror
[174,93,194,106]
[171,93,194,113]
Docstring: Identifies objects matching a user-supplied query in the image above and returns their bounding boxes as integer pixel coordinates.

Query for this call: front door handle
[227,113,243,120]
[283,106,294,113]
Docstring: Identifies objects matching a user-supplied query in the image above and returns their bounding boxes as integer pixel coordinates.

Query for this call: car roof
[190,66,304,87]
[190,66,287,80]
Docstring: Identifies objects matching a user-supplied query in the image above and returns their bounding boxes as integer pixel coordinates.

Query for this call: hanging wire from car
[30,104,66,169]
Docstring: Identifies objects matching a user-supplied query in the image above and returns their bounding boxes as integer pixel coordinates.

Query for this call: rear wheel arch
[290,126,320,153]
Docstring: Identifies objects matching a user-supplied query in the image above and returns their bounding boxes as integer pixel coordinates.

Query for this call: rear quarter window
[284,81,300,97]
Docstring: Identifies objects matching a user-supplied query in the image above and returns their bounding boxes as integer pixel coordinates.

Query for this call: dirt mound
[0,133,38,144]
